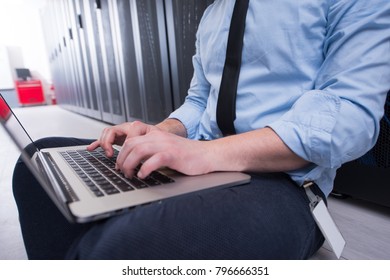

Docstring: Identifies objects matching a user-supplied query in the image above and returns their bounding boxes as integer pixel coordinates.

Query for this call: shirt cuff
[268,90,340,168]
[168,103,204,139]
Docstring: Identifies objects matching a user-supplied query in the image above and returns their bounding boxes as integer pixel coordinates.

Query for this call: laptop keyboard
[59,148,174,197]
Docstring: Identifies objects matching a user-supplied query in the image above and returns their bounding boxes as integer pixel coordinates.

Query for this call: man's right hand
[87,121,160,157]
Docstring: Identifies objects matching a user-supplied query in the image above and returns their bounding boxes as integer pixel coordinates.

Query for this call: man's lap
[68,173,324,259]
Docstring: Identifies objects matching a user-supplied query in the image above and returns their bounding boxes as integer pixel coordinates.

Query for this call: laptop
[0,94,250,223]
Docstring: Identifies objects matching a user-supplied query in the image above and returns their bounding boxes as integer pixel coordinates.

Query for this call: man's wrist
[156,118,187,138]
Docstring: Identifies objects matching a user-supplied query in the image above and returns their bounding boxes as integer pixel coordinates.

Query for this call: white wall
[0,0,51,87]
[0,46,14,89]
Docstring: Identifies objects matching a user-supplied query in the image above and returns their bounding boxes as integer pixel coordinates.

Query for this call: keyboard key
[59,149,175,198]
[150,171,175,184]
[142,176,161,186]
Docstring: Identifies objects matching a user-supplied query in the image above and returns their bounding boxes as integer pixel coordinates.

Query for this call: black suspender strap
[216,0,249,136]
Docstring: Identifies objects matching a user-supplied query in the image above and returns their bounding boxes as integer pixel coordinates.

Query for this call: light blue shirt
[169,0,390,196]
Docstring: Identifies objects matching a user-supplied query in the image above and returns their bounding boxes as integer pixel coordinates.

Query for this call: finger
[87,140,100,151]
[137,152,173,179]
[117,140,157,178]
[125,121,150,138]
[115,139,140,177]
[86,138,113,156]
[99,127,122,157]
[118,148,144,178]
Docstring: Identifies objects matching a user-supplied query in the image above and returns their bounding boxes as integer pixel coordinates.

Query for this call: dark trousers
[13,137,324,259]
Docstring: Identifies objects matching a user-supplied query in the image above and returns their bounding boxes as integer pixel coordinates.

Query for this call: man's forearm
[155,120,308,174]
[205,127,309,174]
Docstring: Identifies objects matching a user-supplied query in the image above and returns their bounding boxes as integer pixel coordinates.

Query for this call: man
[13,0,390,259]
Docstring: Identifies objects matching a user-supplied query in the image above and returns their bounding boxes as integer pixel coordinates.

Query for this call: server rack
[41,0,212,125]
[110,0,143,122]
[111,0,173,124]
[60,0,85,114]
[73,0,102,119]
[65,0,94,118]
[134,0,173,123]
[165,0,214,109]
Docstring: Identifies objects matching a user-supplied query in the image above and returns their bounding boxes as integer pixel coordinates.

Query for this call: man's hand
[87,121,159,157]
[87,119,213,179]
[115,129,213,179]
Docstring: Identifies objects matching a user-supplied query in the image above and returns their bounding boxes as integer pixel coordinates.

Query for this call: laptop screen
[0,94,11,121]
[0,94,36,152]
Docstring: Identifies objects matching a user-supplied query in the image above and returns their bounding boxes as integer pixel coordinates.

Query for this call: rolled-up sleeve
[269,1,390,169]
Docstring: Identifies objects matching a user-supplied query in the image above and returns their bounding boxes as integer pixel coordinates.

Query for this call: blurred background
[0,0,51,107]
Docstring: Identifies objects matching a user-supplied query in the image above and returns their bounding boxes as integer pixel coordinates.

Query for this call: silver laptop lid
[0,94,39,153]
[0,93,75,221]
